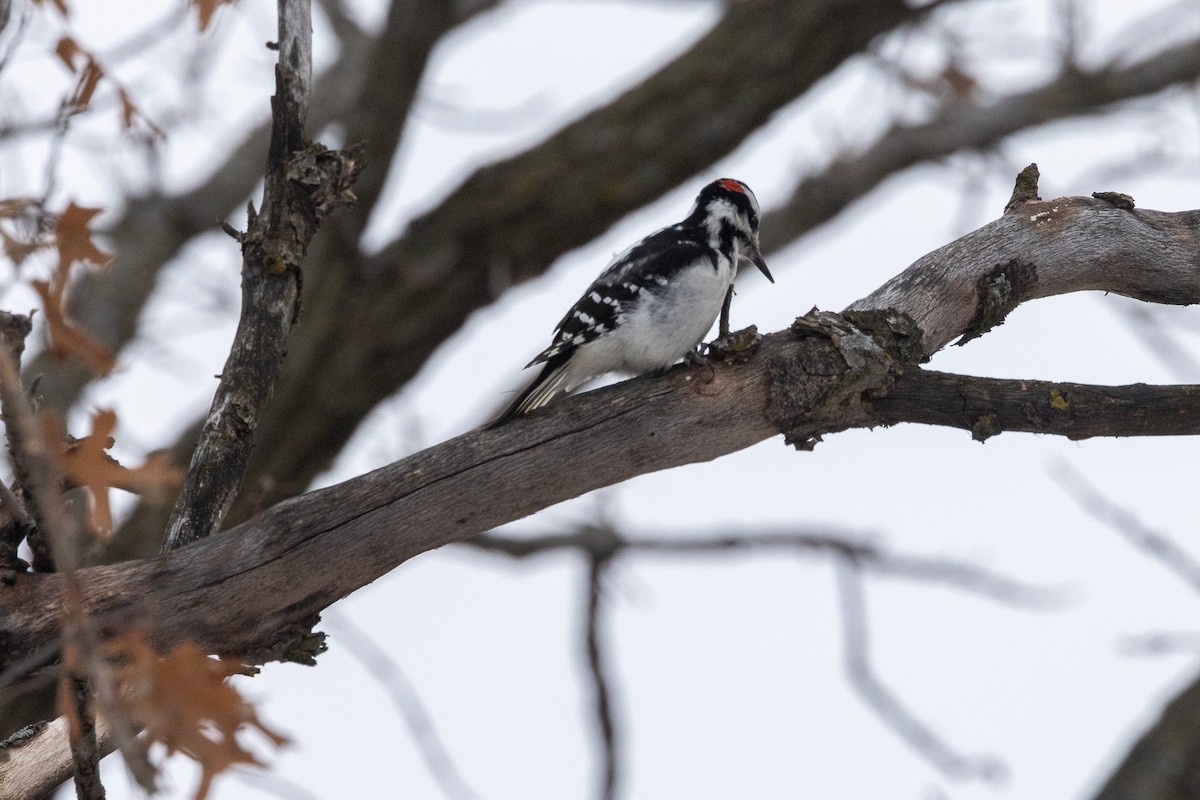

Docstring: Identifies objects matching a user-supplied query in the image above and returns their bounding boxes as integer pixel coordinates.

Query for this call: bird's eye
[748,211,759,228]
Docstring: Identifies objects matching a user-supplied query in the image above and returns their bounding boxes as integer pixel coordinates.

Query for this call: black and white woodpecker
[490,178,773,426]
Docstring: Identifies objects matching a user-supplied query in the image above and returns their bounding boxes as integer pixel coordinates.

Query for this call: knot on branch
[707,324,763,363]
[1003,163,1041,213]
[956,258,1038,347]
[1092,191,1135,210]
[768,310,919,450]
[0,311,32,359]
[286,141,364,218]
[239,614,328,667]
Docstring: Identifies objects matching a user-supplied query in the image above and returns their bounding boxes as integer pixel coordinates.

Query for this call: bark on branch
[759,34,1200,253]
[101,9,1200,549]
[1,188,1198,679]
[2,328,1197,676]
[0,717,114,800]
[220,0,926,524]
[161,0,361,551]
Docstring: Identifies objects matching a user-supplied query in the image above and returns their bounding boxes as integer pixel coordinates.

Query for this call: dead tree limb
[2,179,1199,790]
[1,181,1197,667]
[161,0,361,551]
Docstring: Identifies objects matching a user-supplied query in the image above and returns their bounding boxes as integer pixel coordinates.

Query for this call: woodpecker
[490,178,773,426]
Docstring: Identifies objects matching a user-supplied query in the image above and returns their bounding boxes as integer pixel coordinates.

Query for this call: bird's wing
[527,227,713,368]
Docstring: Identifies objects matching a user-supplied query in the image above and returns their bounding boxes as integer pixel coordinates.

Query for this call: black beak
[746,241,773,283]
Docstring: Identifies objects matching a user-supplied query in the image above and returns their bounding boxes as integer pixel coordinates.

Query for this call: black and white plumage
[490,178,773,426]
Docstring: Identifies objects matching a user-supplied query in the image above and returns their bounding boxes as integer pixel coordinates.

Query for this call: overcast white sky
[5,0,1198,798]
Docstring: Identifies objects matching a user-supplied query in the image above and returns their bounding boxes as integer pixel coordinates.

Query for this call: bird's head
[693,178,773,283]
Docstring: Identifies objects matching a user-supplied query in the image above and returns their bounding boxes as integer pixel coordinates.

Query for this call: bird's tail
[487,357,573,428]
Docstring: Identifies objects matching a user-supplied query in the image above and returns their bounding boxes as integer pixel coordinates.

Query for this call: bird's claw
[685,347,715,381]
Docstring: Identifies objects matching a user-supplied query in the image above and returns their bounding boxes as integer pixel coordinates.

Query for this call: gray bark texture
[3,0,1200,794]
[2,181,1198,730]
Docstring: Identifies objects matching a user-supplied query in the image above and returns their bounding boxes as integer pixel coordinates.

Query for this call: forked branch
[2,171,1199,793]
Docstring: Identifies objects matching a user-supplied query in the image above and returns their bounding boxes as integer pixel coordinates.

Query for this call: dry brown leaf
[54,201,113,272]
[47,409,184,537]
[191,0,237,32]
[54,36,104,112]
[0,197,40,219]
[0,198,49,266]
[107,631,288,800]
[1,228,49,266]
[32,278,116,376]
[115,86,167,140]
[31,202,118,373]
[32,0,70,17]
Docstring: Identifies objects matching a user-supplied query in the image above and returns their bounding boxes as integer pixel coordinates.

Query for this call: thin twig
[1051,460,1200,594]
[469,527,1064,608]
[234,768,324,800]
[324,611,480,800]
[586,553,618,800]
[0,344,154,791]
[833,555,1007,783]
[62,675,104,800]
[1117,632,1200,656]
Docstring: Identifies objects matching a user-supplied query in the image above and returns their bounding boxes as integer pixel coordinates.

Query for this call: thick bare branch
[0,717,114,800]
[759,34,1200,253]
[221,0,926,524]
[872,370,1200,441]
[162,0,361,551]
[848,193,1200,353]
[1,191,1198,676]
[1091,672,1200,800]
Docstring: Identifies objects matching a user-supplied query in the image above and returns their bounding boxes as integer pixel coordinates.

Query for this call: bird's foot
[706,325,762,364]
[684,346,715,381]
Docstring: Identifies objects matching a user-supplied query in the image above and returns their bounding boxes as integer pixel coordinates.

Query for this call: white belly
[559,257,734,390]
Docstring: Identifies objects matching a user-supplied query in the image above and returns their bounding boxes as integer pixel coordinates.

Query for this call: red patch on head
[717,178,745,194]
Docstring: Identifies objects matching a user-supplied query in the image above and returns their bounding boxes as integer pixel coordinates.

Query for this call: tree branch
[0,311,34,575]
[161,0,360,551]
[872,370,1200,442]
[220,0,928,524]
[468,527,1063,608]
[324,611,480,800]
[1051,460,1200,592]
[111,7,1200,548]
[0,187,1196,800]
[1091,672,1200,800]
[0,717,114,800]
[585,552,618,800]
[229,23,1200,521]
[0,187,1197,671]
[759,34,1200,254]
[847,193,1200,354]
[61,676,103,800]
[833,555,1006,781]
